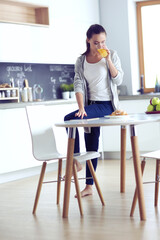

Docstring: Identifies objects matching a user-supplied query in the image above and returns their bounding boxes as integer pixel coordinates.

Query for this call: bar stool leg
[87,160,105,206]
[130,159,146,217]
[32,161,47,214]
[57,158,62,205]
[73,162,83,216]
[155,159,160,206]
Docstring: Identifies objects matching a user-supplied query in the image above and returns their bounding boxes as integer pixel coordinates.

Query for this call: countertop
[119,93,160,101]
[0,94,160,109]
[0,99,77,109]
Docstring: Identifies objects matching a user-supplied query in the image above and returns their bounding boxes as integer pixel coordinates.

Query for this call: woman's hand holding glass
[104,47,110,60]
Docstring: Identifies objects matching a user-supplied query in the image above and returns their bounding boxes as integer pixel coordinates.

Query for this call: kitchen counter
[0,93,159,109]
[119,93,160,101]
[0,99,77,109]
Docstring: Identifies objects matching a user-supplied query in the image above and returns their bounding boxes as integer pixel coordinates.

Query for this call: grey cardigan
[74,49,124,110]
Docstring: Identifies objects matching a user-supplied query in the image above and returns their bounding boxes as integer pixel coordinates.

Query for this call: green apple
[151,97,160,106]
[156,104,160,111]
[147,104,154,112]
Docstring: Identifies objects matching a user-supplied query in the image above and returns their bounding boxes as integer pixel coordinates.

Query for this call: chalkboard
[0,62,75,100]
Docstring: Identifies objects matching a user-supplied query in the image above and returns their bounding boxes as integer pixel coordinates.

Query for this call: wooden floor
[0,159,160,240]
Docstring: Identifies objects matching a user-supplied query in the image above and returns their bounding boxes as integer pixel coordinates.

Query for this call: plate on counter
[145,111,160,114]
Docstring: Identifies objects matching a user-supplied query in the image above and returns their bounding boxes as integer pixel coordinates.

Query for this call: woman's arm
[104,49,124,85]
[75,92,87,119]
[74,56,87,119]
[106,58,118,78]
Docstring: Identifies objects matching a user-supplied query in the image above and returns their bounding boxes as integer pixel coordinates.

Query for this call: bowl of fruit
[146,97,160,114]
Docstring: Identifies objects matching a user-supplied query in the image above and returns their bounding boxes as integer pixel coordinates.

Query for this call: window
[137,0,160,93]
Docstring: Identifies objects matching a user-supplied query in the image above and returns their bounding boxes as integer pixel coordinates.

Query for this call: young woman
[64,24,124,197]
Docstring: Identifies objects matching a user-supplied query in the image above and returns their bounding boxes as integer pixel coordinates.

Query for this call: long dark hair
[82,24,107,56]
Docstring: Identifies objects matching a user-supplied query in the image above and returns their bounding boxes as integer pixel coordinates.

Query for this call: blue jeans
[64,100,114,185]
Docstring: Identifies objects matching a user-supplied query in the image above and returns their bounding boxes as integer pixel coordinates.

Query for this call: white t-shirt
[84,57,112,101]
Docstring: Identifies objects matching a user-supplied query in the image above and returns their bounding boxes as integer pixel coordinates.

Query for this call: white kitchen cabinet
[0,104,75,174]
[0,101,103,176]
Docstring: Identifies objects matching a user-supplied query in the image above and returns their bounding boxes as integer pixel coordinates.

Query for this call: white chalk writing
[24,65,32,72]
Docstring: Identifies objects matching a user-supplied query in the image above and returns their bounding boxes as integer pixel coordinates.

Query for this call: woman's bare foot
[75,159,83,172]
[75,185,93,198]
[63,160,82,180]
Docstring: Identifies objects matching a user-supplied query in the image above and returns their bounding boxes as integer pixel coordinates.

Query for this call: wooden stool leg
[130,159,146,216]
[87,160,105,206]
[155,159,160,206]
[120,126,127,193]
[32,161,47,214]
[73,162,83,216]
[57,159,62,205]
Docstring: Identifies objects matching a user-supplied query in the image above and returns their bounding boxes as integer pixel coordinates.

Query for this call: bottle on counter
[1,91,5,98]
[11,89,16,97]
[137,75,144,94]
[21,87,28,102]
[10,78,15,88]
[140,75,144,94]
[33,84,37,101]
[155,75,159,92]
[27,87,33,102]
[6,89,11,98]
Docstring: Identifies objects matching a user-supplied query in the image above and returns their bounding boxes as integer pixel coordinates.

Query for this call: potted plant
[69,83,75,99]
[60,84,70,99]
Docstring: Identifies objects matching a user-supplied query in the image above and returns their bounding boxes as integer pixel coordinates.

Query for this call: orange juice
[97,49,108,57]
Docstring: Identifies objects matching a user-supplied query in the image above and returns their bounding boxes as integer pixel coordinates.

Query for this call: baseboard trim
[100,151,133,160]
[0,151,140,183]
[0,162,61,184]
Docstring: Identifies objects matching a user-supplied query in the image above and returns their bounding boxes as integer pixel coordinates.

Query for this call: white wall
[0,0,151,94]
[0,0,100,64]
[0,0,148,94]
[99,0,141,95]
[99,0,133,95]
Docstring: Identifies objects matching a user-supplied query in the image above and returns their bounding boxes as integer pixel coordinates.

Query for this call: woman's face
[87,32,106,52]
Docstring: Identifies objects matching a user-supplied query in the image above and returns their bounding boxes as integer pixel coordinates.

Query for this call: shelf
[0,0,49,26]
[0,87,19,102]
[0,97,19,100]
